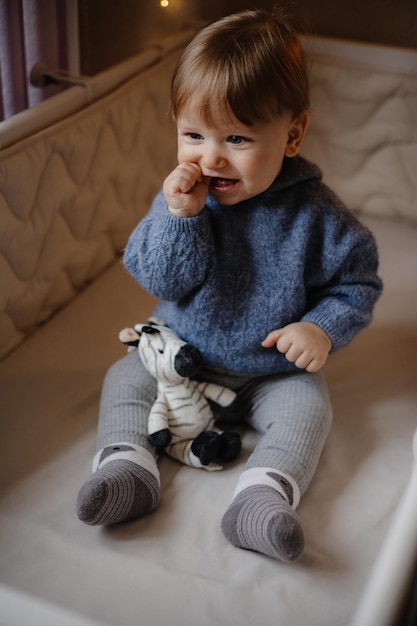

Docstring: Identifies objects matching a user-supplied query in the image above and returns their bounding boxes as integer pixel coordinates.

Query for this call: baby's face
[176,107,306,205]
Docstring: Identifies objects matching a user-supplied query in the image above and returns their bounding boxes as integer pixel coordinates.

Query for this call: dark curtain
[0,0,70,121]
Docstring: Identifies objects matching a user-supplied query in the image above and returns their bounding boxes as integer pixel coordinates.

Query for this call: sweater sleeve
[123,190,213,301]
[301,211,383,353]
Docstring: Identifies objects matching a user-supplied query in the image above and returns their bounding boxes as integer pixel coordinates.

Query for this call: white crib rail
[0,31,195,151]
[350,429,417,626]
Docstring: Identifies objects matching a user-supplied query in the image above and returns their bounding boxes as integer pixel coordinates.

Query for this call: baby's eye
[188,132,203,141]
[227,135,247,145]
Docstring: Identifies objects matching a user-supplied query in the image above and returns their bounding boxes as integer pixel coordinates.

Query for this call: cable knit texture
[124,156,382,375]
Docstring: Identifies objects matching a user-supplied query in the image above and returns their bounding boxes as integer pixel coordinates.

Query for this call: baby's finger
[177,173,197,193]
[261,329,283,348]
[276,334,295,356]
[178,162,203,188]
[294,352,313,370]
[280,342,302,363]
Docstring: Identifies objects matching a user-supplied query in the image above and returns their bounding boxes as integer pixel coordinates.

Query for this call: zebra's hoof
[149,428,172,448]
[219,431,241,462]
[191,431,222,465]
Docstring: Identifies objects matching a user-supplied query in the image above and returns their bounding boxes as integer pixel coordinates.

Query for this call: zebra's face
[136,324,202,383]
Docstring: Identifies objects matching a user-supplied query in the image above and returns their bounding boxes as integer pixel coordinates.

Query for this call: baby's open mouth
[210,177,239,192]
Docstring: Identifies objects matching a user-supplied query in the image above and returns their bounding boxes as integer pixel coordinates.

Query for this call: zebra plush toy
[119,322,241,471]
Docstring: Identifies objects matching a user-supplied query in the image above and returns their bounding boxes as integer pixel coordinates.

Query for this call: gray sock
[76,444,160,526]
[221,483,304,562]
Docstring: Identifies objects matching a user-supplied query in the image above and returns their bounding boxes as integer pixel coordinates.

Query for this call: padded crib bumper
[0,32,194,360]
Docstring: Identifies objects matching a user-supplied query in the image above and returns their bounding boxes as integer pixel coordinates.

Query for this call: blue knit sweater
[124,156,382,375]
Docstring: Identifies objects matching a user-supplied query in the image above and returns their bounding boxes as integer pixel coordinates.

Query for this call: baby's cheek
[177,145,193,165]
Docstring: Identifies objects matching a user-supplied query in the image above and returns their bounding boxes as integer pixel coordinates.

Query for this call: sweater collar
[264,156,322,196]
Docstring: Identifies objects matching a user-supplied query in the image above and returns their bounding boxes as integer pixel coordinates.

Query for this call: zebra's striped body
[150,378,236,469]
[119,322,240,471]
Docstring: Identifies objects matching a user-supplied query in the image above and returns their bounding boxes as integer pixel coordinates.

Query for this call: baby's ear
[285,112,309,157]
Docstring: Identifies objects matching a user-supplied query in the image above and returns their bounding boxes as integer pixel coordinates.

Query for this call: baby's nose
[201,149,227,171]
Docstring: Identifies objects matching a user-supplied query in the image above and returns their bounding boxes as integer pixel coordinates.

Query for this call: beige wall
[79,0,417,75]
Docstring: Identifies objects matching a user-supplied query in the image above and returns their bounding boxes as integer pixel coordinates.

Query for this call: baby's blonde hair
[170,7,309,127]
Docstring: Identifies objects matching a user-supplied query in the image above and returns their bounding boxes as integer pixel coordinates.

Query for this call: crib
[1,28,416,626]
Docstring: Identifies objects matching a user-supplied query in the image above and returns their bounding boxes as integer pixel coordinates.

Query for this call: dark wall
[79,0,417,75]
[198,0,417,48]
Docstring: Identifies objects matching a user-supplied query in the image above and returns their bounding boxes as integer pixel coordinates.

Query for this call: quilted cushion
[0,48,181,359]
[302,42,417,223]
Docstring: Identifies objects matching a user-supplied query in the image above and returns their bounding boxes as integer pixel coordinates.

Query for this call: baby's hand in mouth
[163,163,210,217]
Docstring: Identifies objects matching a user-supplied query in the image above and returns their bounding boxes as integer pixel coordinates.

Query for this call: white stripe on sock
[233,467,300,509]
[93,443,160,485]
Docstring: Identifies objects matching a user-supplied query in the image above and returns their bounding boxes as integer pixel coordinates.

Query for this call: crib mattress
[0,214,416,626]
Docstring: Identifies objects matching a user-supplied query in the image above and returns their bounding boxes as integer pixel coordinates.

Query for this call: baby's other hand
[163,163,210,217]
[261,322,332,372]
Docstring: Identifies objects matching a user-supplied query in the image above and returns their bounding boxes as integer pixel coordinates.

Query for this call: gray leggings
[97,351,332,495]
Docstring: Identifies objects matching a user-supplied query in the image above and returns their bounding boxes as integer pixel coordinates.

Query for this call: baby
[77,7,382,562]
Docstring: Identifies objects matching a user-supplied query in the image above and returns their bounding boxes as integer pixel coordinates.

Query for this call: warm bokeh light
[160,0,169,7]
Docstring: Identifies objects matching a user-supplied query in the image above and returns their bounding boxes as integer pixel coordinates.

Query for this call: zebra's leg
[76,352,160,525]
[165,436,222,471]
[191,430,241,465]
